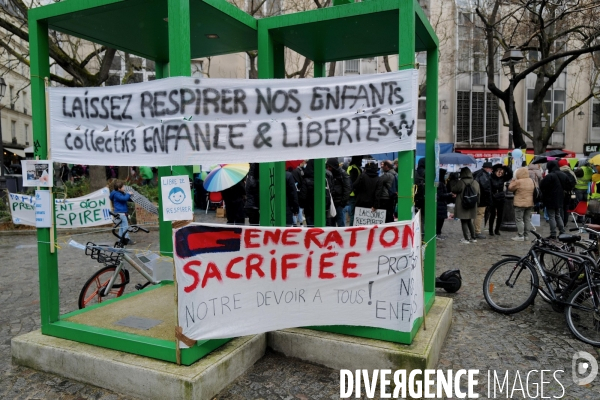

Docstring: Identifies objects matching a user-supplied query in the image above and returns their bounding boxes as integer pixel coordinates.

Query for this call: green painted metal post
[155,61,174,255]
[312,62,326,227]
[158,0,192,254]
[258,29,285,226]
[424,48,439,292]
[29,18,58,328]
[396,0,415,223]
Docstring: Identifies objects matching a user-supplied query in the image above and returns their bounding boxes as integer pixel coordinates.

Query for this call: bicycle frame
[524,245,600,312]
[100,252,159,297]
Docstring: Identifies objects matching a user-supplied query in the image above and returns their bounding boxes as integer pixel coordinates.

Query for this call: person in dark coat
[375,160,397,224]
[244,164,260,225]
[326,158,352,227]
[298,160,331,227]
[450,167,481,243]
[285,170,300,226]
[346,155,363,226]
[473,162,493,238]
[221,180,246,225]
[414,157,426,214]
[540,160,567,238]
[354,162,379,209]
[488,164,513,236]
[436,168,454,239]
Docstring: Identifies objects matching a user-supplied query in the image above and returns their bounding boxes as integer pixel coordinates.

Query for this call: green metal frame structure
[29,0,257,365]
[29,0,438,364]
[256,0,439,344]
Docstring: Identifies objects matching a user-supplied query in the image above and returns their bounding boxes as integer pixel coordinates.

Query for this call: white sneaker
[511,236,524,241]
[460,239,470,244]
[470,239,477,243]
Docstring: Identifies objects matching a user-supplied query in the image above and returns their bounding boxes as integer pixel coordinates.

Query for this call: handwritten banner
[48,70,418,166]
[173,216,423,343]
[9,188,112,228]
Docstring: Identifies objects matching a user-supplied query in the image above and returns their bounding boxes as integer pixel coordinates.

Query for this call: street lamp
[0,77,6,177]
[501,47,525,150]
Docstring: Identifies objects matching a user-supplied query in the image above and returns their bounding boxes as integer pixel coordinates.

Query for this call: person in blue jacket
[110,180,135,245]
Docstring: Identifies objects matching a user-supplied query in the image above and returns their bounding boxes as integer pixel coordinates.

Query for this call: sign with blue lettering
[161,175,193,221]
[35,190,53,228]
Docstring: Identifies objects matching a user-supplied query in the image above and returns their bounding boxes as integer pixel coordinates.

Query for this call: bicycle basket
[85,242,124,264]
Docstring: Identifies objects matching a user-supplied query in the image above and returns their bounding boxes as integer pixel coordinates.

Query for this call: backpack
[461,182,478,209]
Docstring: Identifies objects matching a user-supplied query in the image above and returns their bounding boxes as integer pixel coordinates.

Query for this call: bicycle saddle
[557,233,581,243]
[584,223,600,232]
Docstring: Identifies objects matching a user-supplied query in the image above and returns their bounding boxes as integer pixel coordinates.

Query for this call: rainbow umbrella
[203,163,250,192]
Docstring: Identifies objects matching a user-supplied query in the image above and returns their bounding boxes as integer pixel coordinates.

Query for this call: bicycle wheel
[564,280,600,347]
[78,266,127,309]
[483,258,539,314]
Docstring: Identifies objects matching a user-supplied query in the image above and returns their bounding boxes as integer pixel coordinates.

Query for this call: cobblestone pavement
[1,213,600,399]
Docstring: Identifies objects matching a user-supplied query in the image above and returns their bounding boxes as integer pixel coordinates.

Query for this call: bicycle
[483,230,600,346]
[78,212,160,309]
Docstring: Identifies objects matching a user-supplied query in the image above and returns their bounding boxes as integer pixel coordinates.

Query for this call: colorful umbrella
[203,163,250,192]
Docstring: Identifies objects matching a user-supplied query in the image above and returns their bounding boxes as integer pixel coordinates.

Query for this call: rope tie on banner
[175,326,197,347]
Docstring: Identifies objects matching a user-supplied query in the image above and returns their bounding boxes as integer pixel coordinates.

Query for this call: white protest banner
[173,217,423,343]
[8,193,36,226]
[48,70,418,166]
[353,207,386,226]
[22,160,53,187]
[9,189,112,228]
[161,175,193,221]
[54,188,112,228]
[35,190,53,228]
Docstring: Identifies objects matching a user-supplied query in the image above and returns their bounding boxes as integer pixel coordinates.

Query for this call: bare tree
[475,0,600,153]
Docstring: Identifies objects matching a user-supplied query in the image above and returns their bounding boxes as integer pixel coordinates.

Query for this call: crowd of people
[203,157,401,227]
[436,157,591,243]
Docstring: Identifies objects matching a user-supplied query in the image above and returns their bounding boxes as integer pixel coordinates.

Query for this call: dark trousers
[436,217,445,235]
[225,199,245,225]
[488,201,504,233]
[246,208,260,226]
[379,199,394,223]
[461,219,475,240]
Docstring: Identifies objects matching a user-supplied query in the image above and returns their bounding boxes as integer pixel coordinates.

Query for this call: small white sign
[161,175,193,221]
[22,160,53,187]
[35,190,53,228]
[353,207,386,226]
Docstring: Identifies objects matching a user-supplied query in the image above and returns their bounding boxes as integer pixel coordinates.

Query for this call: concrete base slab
[268,296,452,371]
[12,331,266,400]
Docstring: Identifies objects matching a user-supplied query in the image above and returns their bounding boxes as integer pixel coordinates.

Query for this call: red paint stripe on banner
[187,230,241,251]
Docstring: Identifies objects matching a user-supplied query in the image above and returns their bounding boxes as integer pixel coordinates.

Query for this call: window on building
[455,8,499,144]
[9,86,14,109]
[11,120,16,140]
[344,60,360,75]
[525,73,567,145]
[25,123,29,145]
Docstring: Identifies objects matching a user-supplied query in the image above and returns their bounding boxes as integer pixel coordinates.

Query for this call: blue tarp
[371,142,453,161]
